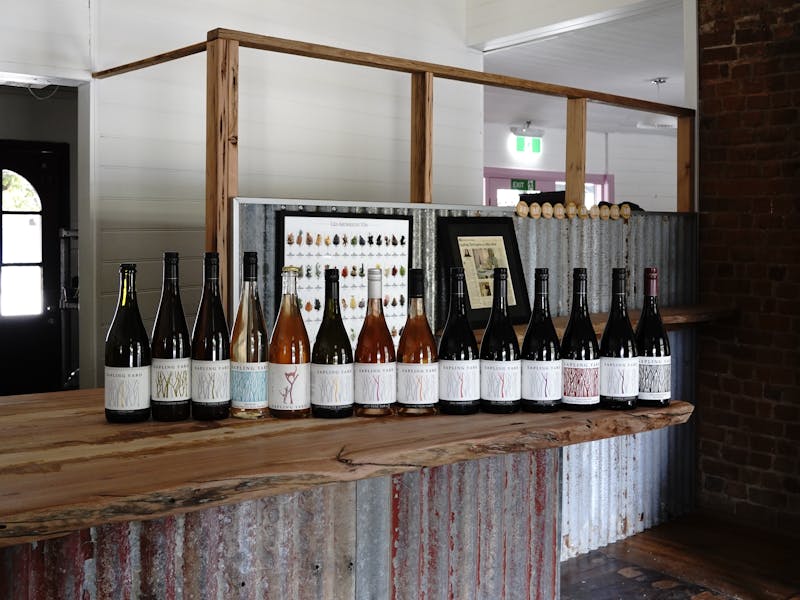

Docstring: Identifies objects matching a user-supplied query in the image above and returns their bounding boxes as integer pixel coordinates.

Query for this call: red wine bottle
[521,268,562,412]
[479,267,521,413]
[599,268,638,410]
[150,252,191,421]
[561,268,600,411]
[438,267,480,415]
[105,263,151,423]
[635,267,671,406]
[191,252,231,420]
[311,269,354,418]
[396,269,438,416]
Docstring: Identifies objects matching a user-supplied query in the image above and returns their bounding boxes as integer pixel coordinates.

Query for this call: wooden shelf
[0,389,692,548]
[473,304,735,345]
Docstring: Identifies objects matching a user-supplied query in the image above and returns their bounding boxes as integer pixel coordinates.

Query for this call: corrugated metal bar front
[0,450,560,599]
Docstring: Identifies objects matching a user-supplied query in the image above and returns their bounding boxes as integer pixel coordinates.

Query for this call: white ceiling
[482,0,686,135]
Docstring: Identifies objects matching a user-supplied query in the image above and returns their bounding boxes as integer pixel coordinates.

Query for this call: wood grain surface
[0,388,692,548]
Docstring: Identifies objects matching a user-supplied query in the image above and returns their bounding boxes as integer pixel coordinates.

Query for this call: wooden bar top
[0,389,692,547]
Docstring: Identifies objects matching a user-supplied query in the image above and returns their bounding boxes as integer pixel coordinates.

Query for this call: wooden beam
[410,72,433,203]
[92,42,207,79]
[677,114,695,212]
[566,98,587,207]
[206,37,239,314]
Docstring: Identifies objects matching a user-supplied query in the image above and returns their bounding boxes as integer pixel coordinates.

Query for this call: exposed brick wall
[697,0,800,532]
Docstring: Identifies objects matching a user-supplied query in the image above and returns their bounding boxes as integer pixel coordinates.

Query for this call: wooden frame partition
[94,27,696,309]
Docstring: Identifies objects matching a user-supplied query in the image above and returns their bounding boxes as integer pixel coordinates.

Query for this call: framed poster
[275,211,412,348]
[437,216,530,329]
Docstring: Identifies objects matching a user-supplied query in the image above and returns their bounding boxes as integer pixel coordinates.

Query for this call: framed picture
[437,216,530,329]
[275,210,412,349]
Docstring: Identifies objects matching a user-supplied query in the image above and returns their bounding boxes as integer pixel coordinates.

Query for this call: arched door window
[1,169,43,316]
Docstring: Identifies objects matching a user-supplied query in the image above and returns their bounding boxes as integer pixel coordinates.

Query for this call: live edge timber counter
[0,389,692,547]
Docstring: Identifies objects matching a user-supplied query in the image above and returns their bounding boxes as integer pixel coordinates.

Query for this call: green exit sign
[515,136,542,153]
[511,179,536,191]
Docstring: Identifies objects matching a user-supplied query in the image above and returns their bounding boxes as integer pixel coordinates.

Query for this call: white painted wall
[86,0,484,385]
[466,0,663,48]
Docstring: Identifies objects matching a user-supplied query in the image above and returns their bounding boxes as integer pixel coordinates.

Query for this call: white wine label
[480,360,521,402]
[600,357,639,397]
[231,361,268,409]
[397,362,438,406]
[354,362,396,406]
[311,363,354,407]
[438,359,480,402]
[562,359,600,405]
[638,355,671,400]
[521,359,562,402]
[269,363,311,411]
[191,359,230,404]
[105,366,150,411]
[151,358,191,402]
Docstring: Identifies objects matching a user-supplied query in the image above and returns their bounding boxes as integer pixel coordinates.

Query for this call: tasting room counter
[0,388,693,547]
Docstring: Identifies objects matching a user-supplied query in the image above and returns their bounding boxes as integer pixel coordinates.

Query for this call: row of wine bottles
[104,252,670,423]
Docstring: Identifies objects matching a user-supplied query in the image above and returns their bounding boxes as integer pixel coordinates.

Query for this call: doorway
[0,140,70,394]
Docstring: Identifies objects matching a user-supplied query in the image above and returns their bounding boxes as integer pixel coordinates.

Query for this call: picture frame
[437,216,530,329]
[275,210,413,348]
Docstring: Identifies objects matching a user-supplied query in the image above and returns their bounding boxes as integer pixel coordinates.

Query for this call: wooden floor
[562,513,800,600]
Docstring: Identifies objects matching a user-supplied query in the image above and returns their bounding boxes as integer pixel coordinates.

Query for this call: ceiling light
[636,77,677,130]
[510,120,545,138]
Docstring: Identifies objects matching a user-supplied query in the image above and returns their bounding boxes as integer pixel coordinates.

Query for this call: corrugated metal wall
[0,202,696,597]
[0,451,560,599]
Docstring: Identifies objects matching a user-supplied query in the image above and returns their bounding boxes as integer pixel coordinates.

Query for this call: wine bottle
[191,252,231,420]
[520,268,562,412]
[479,267,521,413]
[230,252,269,419]
[561,268,600,410]
[396,269,438,416]
[311,268,354,418]
[354,268,396,416]
[269,266,311,418]
[150,252,191,421]
[599,268,638,409]
[105,263,151,423]
[438,267,480,415]
[635,267,671,406]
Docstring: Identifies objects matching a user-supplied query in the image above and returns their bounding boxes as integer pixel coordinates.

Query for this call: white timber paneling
[608,132,676,211]
[90,0,484,384]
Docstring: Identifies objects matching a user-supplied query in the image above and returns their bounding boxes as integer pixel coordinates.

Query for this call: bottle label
[354,362,396,406]
[521,359,562,402]
[638,355,671,400]
[397,362,438,406]
[562,359,600,405]
[480,360,521,402]
[599,357,639,397]
[231,361,268,409]
[151,358,191,402]
[438,359,480,402]
[191,359,230,404]
[269,363,311,411]
[311,363,354,407]
[105,366,150,411]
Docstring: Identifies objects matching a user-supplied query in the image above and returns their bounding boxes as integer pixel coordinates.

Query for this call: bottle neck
[163,262,179,296]
[492,276,508,315]
[408,296,425,318]
[324,278,341,319]
[448,277,468,318]
[281,272,297,297]
[533,278,551,317]
[571,279,589,316]
[643,294,660,315]
[610,277,628,317]
[119,271,138,309]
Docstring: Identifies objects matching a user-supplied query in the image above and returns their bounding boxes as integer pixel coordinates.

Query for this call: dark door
[0,140,69,395]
